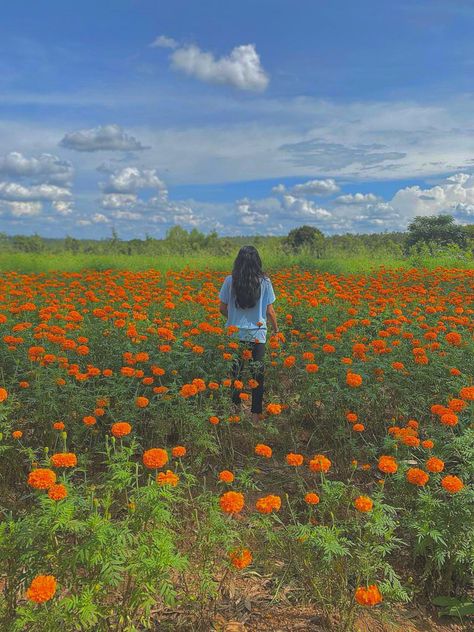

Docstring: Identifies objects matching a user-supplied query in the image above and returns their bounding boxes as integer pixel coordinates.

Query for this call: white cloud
[150,35,178,49]
[170,43,269,92]
[0,181,71,202]
[292,178,340,196]
[52,200,74,215]
[0,201,43,217]
[104,167,166,193]
[271,183,286,194]
[0,152,73,185]
[236,198,270,226]
[60,124,148,152]
[282,195,332,219]
[336,192,380,204]
[98,165,201,228]
[90,213,110,223]
[101,193,138,209]
[390,173,474,219]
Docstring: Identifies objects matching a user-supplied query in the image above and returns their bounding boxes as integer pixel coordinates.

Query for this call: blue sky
[1,0,474,238]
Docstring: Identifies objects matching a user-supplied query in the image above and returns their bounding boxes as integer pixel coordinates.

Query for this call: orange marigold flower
[220,491,245,514]
[266,403,282,415]
[135,396,149,408]
[209,415,220,425]
[354,495,373,512]
[391,361,405,371]
[346,412,358,423]
[255,443,272,458]
[448,398,467,412]
[53,422,65,431]
[180,383,198,398]
[459,386,474,401]
[26,575,57,603]
[440,412,458,427]
[219,470,235,483]
[377,455,398,474]
[156,469,179,486]
[229,548,252,569]
[82,415,96,426]
[28,468,56,490]
[48,483,68,501]
[421,439,434,449]
[286,452,304,466]
[50,452,77,468]
[0,387,8,402]
[355,584,383,607]
[172,445,186,458]
[142,448,169,469]
[111,422,132,437]
[256,494,281,514]
[402,435,420,447]
[406,467,429,486]
[353,423,365,432]
[309,454,332,473]
[346,371,363,387]
[426,457,445,473]
[445,331,462,346]
[12,430,23,439]
[305,363,319,373]
[305,492,320,505]
[441,474,464,494]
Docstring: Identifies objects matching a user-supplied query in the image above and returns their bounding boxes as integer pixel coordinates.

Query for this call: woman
[218,246,279,423]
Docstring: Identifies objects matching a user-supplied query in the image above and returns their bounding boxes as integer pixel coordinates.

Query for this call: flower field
[0,265,473,631]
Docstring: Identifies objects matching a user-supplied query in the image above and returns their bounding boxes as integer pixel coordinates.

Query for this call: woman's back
[219,274,275,342]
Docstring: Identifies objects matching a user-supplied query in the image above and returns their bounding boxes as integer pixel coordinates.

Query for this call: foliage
[406,214,468,252]
[0,264,473,630]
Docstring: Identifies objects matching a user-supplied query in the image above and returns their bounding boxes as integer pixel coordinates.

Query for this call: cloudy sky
[1,0,474,238]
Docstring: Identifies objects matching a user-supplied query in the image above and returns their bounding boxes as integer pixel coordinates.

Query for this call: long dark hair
[231,246,266,309]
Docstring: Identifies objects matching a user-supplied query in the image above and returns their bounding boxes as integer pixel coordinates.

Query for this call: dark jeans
[231,341,265,414]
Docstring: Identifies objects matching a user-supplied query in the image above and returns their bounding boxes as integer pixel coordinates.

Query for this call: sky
[1,0,474,239]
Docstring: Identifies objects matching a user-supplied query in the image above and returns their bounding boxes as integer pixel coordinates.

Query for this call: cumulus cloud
[104,167,166,194]
[0,152,73,185]
[282,195,332,219]
[236,198,271,226]
[150,35,178,49]
[168,42,269,92]
[52,200,74,215]
[271,183,286,194]
[336,192,380,204]
[235,194,332,229]
[98,165,201,227]
[0,181,71,202]
[292,178,340,196]
[390,173,474,220]
[101,193,138,209]
[60,124,149,152]
[0,201,43,217]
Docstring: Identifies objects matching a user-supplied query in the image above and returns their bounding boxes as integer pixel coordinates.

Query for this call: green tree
[406,214,467,251]
[284,225,326,257]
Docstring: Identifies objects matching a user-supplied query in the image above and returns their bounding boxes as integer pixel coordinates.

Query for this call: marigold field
[0,265,473,631]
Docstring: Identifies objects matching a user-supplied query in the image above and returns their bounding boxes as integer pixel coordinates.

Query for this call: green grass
[0,250,472,274]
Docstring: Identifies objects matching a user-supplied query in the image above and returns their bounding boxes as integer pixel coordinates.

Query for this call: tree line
[0,215,472,257]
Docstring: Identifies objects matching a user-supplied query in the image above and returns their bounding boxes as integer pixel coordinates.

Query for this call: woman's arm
[266,303,278,333]
[219,301,228,317]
